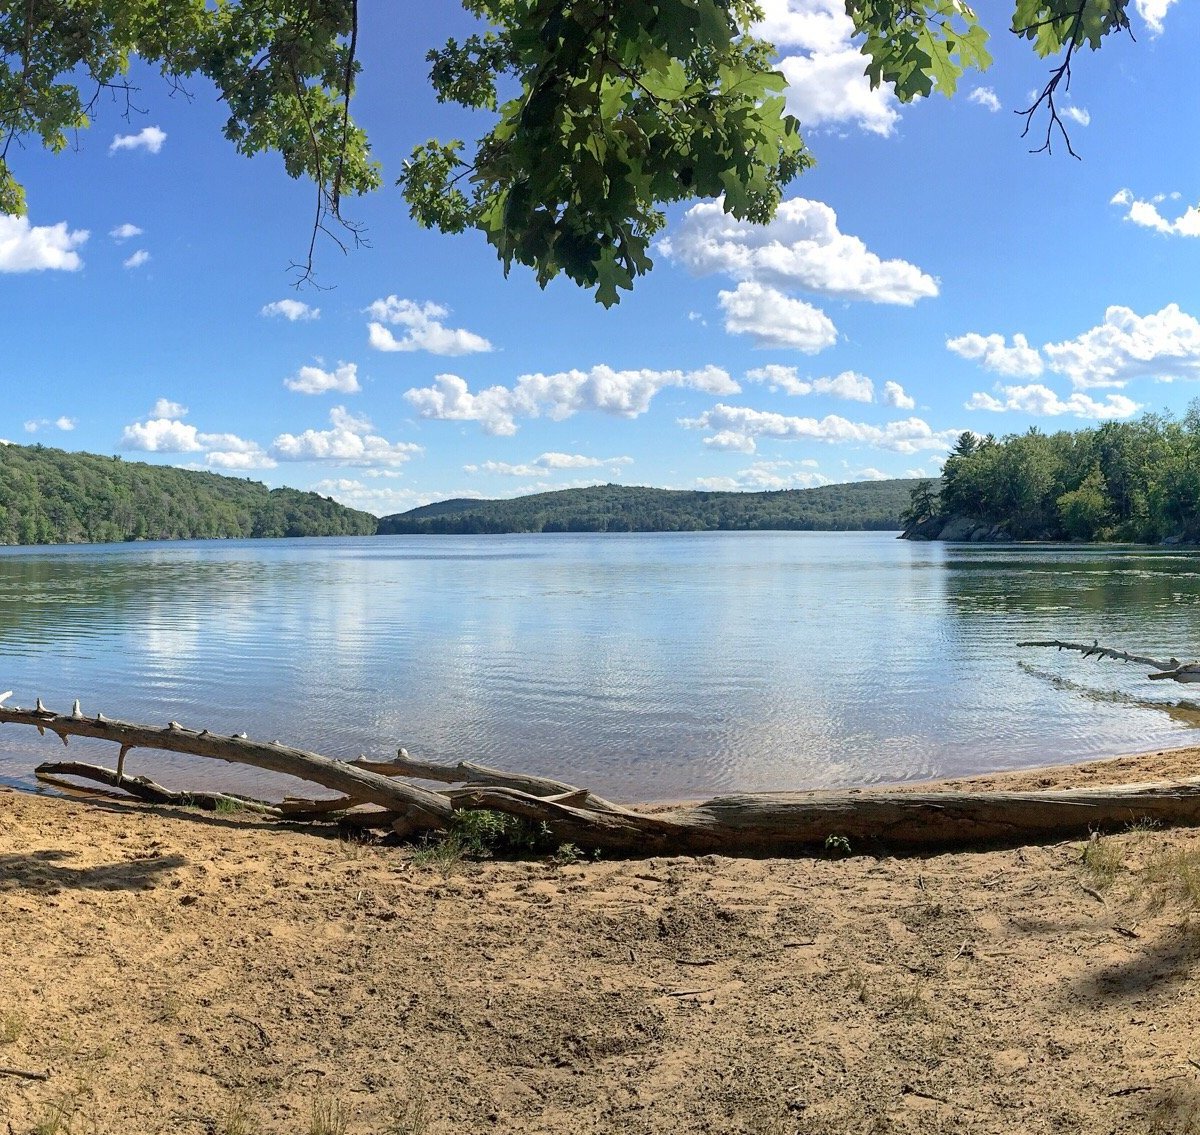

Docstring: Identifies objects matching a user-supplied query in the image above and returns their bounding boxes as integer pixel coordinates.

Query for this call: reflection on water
[0,534,1198,801]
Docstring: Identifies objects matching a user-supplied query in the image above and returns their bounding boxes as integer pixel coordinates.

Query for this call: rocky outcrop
[901,515,1012,542]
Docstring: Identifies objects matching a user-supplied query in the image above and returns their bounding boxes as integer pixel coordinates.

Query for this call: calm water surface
[2,532,1199,801]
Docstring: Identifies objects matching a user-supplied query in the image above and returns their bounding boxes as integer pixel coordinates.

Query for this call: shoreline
[5,745,1200,1133]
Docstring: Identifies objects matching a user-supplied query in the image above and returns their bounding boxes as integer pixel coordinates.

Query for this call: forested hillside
[0,444,376,544]
[903,410,1200,543]
[379,480,921,534]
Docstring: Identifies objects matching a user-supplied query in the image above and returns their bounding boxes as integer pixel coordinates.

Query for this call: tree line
[0,444,376,545]
[379,481,922,535]
[904,408,1200,543]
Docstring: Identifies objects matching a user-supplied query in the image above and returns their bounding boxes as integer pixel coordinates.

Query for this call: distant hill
[0,443,377,545]
[378,480,923,535]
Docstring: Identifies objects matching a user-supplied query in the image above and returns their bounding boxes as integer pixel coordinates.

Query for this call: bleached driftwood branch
[11,692,1200,855]
[1018,640,1200,683]
[0,694,452,829]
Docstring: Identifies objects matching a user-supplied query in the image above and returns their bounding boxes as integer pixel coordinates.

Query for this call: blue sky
[3,1,1198,516]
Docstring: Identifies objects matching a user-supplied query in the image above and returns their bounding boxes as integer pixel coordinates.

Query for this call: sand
[4,749,1200,1134]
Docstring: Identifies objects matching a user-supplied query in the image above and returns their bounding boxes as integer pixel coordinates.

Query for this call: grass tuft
[1081,832,1123,889]
[0,1009,23,1044]
[1141,845,1200,915]
[310,1094,348,1135]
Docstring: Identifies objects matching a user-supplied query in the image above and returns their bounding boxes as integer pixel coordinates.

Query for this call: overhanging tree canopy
[0,1,1136,302]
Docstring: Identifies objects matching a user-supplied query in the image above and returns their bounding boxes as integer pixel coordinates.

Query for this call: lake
[1,532,1199,802]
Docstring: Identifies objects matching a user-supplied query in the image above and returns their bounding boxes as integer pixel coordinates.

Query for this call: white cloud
[854,467,889,481]
[883,381,916,410]
[965,384,1140,420]
[109,126,166,154]
[968,87,1001,112]
[695,460,833,491]
[465,452,633,477]
[0,215,88,272]
[1044,304,1200,389]
[661,197,938,305]
[681,404,957,455]
[109,223,142,241]
[123,249,150,269]
[1062,106,1091,127]
[719,282,839,351]
[755,0,901,136]
[1110,188,1200,237]
[270,406,423,466]
[283,361,361,395]
[366,296,492,355]
[23,416,75,433]
[946,331,1045,377]
[119,407,274,468]
[262,299,320,321]
[405,364,739,436]
[151,398,188,419]
[1134,0,1177,34]
[745,364,874,400]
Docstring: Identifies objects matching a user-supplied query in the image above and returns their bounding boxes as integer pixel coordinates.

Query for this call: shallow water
[1,532,1198,801]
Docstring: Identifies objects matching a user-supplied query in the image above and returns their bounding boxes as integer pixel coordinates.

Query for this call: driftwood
[8,692,1200,855]
[1019,639,1200,683]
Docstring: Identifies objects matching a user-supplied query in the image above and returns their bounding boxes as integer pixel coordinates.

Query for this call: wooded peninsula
[0,443,376,543]
[903,412,1200,544]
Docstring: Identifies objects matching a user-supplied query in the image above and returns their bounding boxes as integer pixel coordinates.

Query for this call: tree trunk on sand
[7,693,1200,856]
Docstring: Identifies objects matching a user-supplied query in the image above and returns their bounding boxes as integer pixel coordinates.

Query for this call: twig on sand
[0,1066,49,1081]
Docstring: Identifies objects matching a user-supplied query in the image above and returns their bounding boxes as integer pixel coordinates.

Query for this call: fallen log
[1019,639,1200,683]
[11,693,1200,856]
[0,695,453,830]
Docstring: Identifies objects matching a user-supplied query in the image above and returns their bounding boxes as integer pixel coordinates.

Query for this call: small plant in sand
[217,1093,259,1135]
[1140,844,1200,915]
[0,1009,23,1044]
[310,1094,348,1135]
[1081,831,1124,889]
[412,809,557,869]
[824,834,852,857]
[32,1092,81,1135]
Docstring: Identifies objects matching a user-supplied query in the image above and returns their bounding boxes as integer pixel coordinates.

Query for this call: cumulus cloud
[405,364,739,436]
[754,0,900,136]
[151,398,187,419]
[718,283,839,351]
[366,296,492,355]
[262,299,320,321]
[120,404,275,468]
[109,223,142,241]
[661,197,938,305]
[696,459,833,492]
[23,416,75,433]
[946,332,1045,377]
[270,406,423,466]
[109,126,166,154]
[883,381,916,410]
[1110,188,1200,237]
[0,215,88,272]
[680,404,957,455]
[745,364,873,400]
[464,452,634,477]
[1044,304,1200,389]
[1134,0,1176,34]
[968,87,1001,112]
[965,384,1140,420]
[283,361,360,395]
[123,249,150,269]
[1062,106,1091,127]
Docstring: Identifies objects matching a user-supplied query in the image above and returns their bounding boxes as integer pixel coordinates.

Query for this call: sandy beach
[4,748,1200,1134]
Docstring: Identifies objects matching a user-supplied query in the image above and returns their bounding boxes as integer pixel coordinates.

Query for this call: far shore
[5,745,1200,1134]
